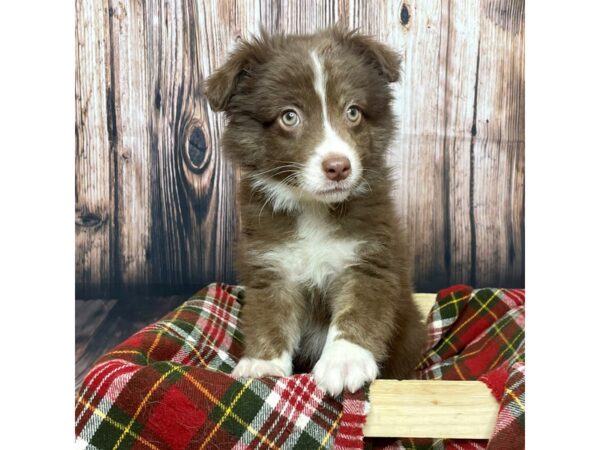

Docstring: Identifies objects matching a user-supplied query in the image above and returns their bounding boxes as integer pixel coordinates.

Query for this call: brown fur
[205,27,426,380]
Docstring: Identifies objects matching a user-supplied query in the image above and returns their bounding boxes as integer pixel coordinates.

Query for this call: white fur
[312,325,378,396]
[249,175,303,214]
[253,206,364,290]
[302,51,363,202]
[232,351,293,378]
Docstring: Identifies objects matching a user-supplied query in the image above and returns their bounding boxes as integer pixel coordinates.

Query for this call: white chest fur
[256,208,363,290]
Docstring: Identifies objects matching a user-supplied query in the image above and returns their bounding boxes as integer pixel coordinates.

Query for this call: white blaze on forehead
[310,50,330,123]
[305,50,362,200]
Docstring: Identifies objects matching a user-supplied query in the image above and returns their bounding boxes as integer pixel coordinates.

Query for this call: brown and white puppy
[205,27,426,395]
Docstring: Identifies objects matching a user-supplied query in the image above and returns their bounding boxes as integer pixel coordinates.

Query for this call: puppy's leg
[380,290,427,380]
[233,283,303,378]
[312,269,401,395]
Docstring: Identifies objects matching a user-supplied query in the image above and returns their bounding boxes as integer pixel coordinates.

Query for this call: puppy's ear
[204,32,271,112]
[334,27,401,83]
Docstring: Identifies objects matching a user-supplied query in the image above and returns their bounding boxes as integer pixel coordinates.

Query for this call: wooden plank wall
[75,0,524,298]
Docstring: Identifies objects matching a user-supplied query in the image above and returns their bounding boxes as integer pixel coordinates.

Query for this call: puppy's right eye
[280,110,300,127]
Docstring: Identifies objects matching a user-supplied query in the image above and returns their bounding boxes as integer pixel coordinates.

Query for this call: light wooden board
[364,379,498,438]
[413,293,437,319]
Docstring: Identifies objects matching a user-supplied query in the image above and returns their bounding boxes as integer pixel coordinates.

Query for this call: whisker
[251,164,301,178]
[280,172,299,186]
[270,159,305,167]
[258,189,275,225]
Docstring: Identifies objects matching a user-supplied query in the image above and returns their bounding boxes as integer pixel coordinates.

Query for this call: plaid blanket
[76,284,524,450]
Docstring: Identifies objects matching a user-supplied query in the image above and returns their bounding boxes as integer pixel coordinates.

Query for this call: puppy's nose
[322,155,351,181]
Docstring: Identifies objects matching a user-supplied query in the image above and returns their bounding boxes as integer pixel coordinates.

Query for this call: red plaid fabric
[76,283,368,450]
[76,284,524,450]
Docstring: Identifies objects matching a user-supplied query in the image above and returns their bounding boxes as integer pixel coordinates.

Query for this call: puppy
[205,27,426,395]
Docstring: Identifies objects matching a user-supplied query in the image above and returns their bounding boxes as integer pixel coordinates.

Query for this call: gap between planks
[363,294,499,439]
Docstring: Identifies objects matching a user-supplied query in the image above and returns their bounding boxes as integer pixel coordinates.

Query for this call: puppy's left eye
[346,105,362,124]
[280,110,300,127]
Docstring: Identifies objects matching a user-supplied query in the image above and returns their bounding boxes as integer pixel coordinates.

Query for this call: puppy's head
[205,27,400,207]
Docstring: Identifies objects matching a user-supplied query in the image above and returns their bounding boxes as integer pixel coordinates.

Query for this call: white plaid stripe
[199,298,240,329]
[235,375,334,449]
[184,296,241,339]
[232,379,278,450]
[499,289,525,309]
[493,369,525,437]
[198,300,240,343]
[75,359,139,426]
[75,436,99,450]
[270,375,325,433]
[152,307,238,370]
[426,313,459,348]
[77,365,139,445]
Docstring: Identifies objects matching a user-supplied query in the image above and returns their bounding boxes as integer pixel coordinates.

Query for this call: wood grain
[472,0,524,287]
[385,0,452,291]
[75,0,525,297]
[77,0,245,296]
[364,379,499,438]
[75,0,114,298]
[109,0,153,293]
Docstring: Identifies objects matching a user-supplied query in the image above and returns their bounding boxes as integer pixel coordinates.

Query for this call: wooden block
[364,380,498,439]
[413,293,437,319]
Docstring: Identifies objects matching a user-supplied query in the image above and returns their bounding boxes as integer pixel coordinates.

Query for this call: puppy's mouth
[311,185,354,202]
[315,186,350,196]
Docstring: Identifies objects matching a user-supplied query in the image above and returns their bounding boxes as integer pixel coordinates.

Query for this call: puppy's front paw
[312,339,378,396]
[232,353,292,378]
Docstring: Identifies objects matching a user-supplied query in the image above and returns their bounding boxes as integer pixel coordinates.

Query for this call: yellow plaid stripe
[472,293,499,321]
[445,290,500,339]
[112,365,179,449]
[317,410,342,449]
[167,363,280,449]
[436,290,501,354]
[448,319,524,365]
[104,349,146,359]
[489,327,525,369]
[199,378,253,450]
[106,303,234,368]
[505,387,525,411]
[150,321,210,367]
[437,292,470,315]
[177,303,238,346]
[147,308,184,359]
[76,396,160,450]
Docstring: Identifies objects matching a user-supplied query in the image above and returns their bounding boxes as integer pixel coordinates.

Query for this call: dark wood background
[75,0,524,299]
